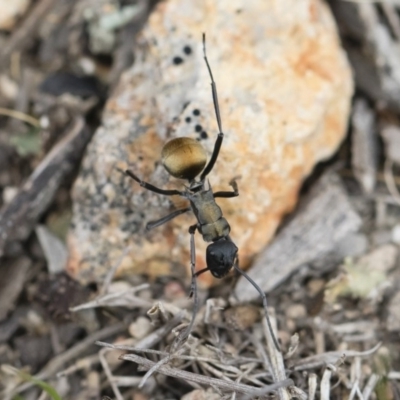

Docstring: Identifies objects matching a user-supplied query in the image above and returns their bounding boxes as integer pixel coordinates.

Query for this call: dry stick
[0,117,89,256]
[99,348,123,400]
[122,353,293,396]
[349,357,362,400]
[389,371,400,379]
[231,363,258,400]
[261,312,291,400]
[137,309,191,389]
[291,343,381,371]
[108,376,143,387]
[286,333,299,359]
[320,366,333,400]
[384,159,400,207]
[0,107,40,126]
[14,323,126,395]
[308,373,317,400]
[362,374,379,399]
[57,354,100,377]
[381,2,400,40]
[96,343,261,367]
[245,332,294,400]
[70,285,152,312]
[138,354,172,388]
[348,381,359,400]
[0,0,57,65]
[96,313,184,395]
[97,312,185,353]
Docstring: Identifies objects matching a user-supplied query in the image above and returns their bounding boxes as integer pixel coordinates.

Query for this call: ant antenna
[200,33,224,180]
[202,33,222,134]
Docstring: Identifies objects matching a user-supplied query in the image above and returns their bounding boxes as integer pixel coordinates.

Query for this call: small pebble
[129,316,152,339]
[285,304,306,320]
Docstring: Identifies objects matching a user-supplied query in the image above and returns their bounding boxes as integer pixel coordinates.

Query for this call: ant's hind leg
[146,207,191,231]
[232,259,281,353]
[124,169,183,196]
[188,224,199,300]
[179,224,200,343]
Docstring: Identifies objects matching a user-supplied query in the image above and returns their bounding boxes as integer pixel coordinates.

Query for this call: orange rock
[67,0,353,287]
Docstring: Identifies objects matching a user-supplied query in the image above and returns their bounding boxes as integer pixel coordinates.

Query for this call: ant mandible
[125,33,280,351]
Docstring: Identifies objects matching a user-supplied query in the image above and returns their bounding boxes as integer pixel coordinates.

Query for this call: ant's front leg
[213,177,240,198]
[124,169,184,196]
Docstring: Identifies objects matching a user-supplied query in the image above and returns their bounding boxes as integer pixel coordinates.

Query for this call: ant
[124,33,280,351]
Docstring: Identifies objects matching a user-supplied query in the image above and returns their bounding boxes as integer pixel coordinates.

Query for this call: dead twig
[121,353,293,396]
[0,117,90,256]
[0,0,58,67]
[320,365,334,400]
[384,159,400,207]
[70,284,152,311]
[99,348,123,400]
[96,313,184,396]
[362,373,379,399]
[261,313,292,400]
[0,107,40,127]
[12,323,126,396]
[291,343,381,371]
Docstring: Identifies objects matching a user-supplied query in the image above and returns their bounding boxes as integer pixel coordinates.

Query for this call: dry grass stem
[362,373,379,399]
[13,323,126,396]
[99,348,123,400]
[308,373,317,400]
[291,342,381,371]
[320,366,333,400]
[70,285,152,311]
[261,310,291,399]
[122,353,293,396]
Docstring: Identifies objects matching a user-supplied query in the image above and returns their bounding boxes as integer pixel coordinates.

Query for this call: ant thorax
[188,188,230,242]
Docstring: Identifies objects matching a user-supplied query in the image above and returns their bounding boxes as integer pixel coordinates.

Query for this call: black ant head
[162,137,207,180]
[206,240,238,278]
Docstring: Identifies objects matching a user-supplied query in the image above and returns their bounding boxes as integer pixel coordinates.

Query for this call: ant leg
[189,267,209,297]
[125,169,184,196]
[180,224,200,342]
[232,259,281,352]
[213,177,240,198]
[146,207,191,231]
[200,33,224,181]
